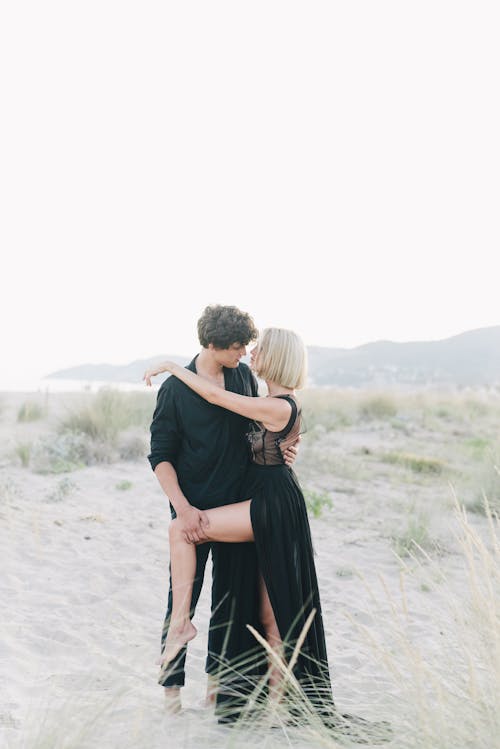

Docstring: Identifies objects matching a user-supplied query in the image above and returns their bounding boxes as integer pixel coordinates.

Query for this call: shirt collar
[187,354,233,384]
[187,356,198,373]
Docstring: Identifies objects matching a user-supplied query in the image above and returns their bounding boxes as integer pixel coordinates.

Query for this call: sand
[1,388,498,748]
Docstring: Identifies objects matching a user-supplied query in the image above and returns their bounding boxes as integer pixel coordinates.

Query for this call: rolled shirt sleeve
[147,379,181,471]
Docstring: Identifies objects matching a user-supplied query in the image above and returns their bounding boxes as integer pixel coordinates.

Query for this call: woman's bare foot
[204,674,218,707]
[159,621,197,667]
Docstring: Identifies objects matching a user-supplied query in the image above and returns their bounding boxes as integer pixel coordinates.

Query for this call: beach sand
[1,388,498,748]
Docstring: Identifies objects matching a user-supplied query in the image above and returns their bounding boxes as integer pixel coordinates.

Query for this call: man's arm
[154,462,209,544]
[148,381,208,543]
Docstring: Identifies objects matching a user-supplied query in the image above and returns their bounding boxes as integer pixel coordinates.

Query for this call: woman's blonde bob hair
[254,328,308,389]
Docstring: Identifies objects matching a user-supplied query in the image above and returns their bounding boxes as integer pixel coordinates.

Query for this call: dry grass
[17,400,46,422]
[347,493,500,748]
[381,452,445,475]
[58,388,154,442]
[6,493,498,748]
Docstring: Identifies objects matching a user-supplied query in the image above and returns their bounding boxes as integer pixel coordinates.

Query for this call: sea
[0,378,158,393]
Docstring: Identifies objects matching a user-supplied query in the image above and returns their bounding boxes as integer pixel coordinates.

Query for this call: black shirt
[148,356,259,509]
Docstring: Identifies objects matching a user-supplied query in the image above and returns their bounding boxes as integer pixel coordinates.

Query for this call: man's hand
[176,505,210,544]
[282,434,301,467]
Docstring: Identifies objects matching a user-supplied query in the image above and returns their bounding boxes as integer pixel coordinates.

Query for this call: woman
[144,328,391,740]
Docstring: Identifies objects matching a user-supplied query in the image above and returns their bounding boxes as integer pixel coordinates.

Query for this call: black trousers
[158,538,264,689]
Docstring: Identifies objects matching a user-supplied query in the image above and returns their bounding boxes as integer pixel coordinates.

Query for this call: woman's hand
[143,361,176,386]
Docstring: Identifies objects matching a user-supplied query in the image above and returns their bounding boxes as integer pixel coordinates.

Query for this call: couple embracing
[145,305,391,742]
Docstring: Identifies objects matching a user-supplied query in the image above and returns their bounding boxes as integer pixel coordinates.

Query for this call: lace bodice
[246,394,301,466]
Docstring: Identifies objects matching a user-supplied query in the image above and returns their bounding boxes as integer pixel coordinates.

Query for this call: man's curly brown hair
[197,305,259,349]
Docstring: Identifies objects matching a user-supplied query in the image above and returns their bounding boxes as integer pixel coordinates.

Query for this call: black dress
[215,394,335,720]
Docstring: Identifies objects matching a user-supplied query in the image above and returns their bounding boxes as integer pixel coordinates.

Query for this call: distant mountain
[308,326,500,386]
[46,355,189,385]
[46,326,500,387]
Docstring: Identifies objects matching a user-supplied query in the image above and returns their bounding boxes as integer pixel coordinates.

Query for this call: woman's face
[250,343,261,372]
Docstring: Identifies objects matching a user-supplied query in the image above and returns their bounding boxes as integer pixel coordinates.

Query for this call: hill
[46,326,500,387]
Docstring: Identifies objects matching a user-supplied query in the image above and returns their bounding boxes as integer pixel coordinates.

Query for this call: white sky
[1,1,499,386]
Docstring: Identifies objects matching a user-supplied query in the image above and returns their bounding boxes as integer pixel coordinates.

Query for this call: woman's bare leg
[159,501,254,667]
[159,523,198,666]
[258,574,286,704]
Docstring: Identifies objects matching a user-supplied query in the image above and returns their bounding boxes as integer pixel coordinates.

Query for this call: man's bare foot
[164,687,181,715]
[159,621,197,667]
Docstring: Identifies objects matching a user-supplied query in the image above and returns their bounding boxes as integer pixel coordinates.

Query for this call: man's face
[211,342,247,368]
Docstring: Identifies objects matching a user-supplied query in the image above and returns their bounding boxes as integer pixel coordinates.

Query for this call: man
[147,305,297,717]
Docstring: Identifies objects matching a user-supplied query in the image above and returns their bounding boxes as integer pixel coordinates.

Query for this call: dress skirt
[248,463,334,710]
[214,463,335,720]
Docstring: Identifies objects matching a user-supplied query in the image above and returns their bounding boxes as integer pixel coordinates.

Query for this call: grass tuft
[17,401,46,422]
[382,452,445,474]
[359,395,397,421]
[304,488,333,518]
[391,511,434,557]
[59,388,154,443]
[15,441,32,467]
[45,477,77,502]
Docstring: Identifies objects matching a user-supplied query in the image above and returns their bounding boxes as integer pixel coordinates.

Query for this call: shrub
[335,566,355,578]
[382,452,445,475]
[15,442,32,467]
[464,437,490,459]
[117,429,148,461]
[463,397,489,418]
[299,389,356,431]
[435,406,451,419]
[59,388,154,443]
[391,512,434,557]
[359,395,397,421]
[31,432,116,474]
[303,488,333,518]
[45,477,77,502]
[467,454,500,516]
[17,401,45,422]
